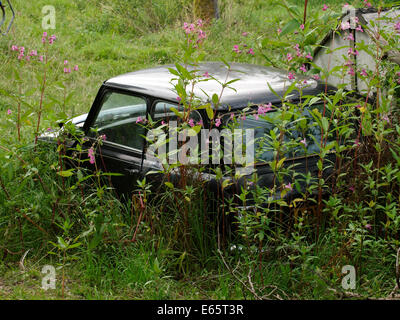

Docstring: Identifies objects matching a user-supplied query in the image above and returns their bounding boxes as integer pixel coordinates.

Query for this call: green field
[1,0,400,300]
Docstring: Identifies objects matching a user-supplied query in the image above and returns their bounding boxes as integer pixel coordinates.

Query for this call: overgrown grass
[1,0,400,300]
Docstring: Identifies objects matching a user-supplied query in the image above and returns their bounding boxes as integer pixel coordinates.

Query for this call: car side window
[153,101,202,124]
[90,91,147,150]
[231,104,331,162]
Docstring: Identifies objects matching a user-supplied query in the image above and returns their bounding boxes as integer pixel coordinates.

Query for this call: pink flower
[64,68,71,74]
[197,29,206,40]
[177,96,182,103]
[360,69,367,77]
[346,32,354,41]
[344,60,353,67]
[284,183,292,191]
[47,127,52,132]
[356,25,363,32]
[277,28,282,34]
[64,60,68,65]
[230,113,235,120]
[300,138,307,146]
[293,44,302,57]
[258,103,273,115]
[348,48,359,56]
[49,35,57,44]
[11,45,18,51]
[215,118,222,127]
[197,19,203,27]
[183,22,195,34]
[288,72,295,80]
[365,224,372,230]
[88,147,95,164]
[300,24,305,30]
[395,21,400,33]
[242,32,249,36]
[188,119,195,127]
[203,71,210,78]
[322,4,328,11]
[363,0,372,8]
[161,120,166,125]
[247,48,255,55]
[300,64,307,73]
[7,109,12,115]
[233,45,241,53]
[341,21,351,30]
[348,67,355,76]
[39,55,44,62]
[100,134,107,141]
[306,53,313,60]
[19,47,25,53]
[74,65,79,71]
[349,185,355,192]
[287,53,293,61]
[382,114,390,124]
[312,75,320,80]
[197,120,203,126]
[41,33,47,43]
[136,116,143,124]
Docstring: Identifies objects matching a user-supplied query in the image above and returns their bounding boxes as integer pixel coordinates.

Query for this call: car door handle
[124,168,139,175]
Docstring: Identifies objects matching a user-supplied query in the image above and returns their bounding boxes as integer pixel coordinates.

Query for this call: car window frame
[149,99,203,123]
[84,86,151,155]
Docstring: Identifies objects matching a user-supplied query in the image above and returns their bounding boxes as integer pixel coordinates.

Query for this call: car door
[85,89,148,194]
[139,100,203,190]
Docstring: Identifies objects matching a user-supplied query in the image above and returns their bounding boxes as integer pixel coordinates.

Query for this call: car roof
[105,62,333,110]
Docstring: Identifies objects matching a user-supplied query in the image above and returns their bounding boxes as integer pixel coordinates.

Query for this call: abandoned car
[39,62,338,200]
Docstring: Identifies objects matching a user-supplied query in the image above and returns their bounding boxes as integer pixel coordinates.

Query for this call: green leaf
[212,93,219,106]
[57,169,74,177]
[68,242,82,249]
[170,107,183,119]
[206,104,214,120]
[57,236,68,249]
[280,19,300,37]
[321,117,329,133]
[191,125,202,134]
[165,182,174,189]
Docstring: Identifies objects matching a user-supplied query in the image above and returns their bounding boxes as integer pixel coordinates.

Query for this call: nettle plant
[139,20,244,255]
[136,16,354,257]
[254,2,400,251]
[0,33,123,262]
[2,32,80,145]
[218,2,400,269]
[259,1,340,73]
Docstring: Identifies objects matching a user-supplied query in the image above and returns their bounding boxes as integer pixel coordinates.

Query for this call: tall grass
[0,0,400,300]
